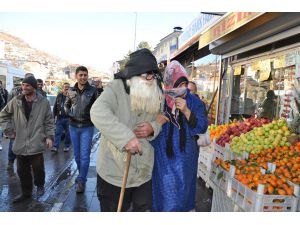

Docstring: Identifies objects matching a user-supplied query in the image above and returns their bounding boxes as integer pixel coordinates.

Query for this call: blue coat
[151,92,208,211]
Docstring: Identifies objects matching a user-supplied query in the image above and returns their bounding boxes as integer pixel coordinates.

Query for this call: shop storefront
[199,12,300,124]
[197,12,300,212]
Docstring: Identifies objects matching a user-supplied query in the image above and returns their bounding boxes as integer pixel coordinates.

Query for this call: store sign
[178,13,217,49]
[198,12,264,49]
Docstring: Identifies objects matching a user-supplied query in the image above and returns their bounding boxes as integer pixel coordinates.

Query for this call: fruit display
[208,120,239,141]
[247,143,300,185]
[230,119,294,155]
[213,158,295,195]
[216,117,270,147]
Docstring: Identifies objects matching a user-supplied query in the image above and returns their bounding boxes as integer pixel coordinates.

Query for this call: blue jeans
[54,117,71,148]
[8,139,16,162]
[0,127,2,144]
[69,125,94,183]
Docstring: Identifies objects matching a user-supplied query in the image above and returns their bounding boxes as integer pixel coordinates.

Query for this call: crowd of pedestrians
[0,49,209,211]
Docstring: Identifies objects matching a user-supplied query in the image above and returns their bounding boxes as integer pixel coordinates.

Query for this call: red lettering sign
[227,14,236,30]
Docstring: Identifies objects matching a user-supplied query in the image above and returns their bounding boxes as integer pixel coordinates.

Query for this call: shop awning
[198,12,265,50]
[199,12,300,56]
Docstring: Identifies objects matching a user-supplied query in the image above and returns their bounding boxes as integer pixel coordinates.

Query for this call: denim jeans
[8,139,16,162]
[54,117,71,149]
[69,125,94,183]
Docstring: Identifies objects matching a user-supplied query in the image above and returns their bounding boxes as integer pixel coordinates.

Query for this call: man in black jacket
[37,79,47,97]
[51,82,71,152]
[0,80,7,151]
[64,66,98,193]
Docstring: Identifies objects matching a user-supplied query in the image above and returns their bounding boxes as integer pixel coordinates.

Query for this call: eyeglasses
[141,72,160,81]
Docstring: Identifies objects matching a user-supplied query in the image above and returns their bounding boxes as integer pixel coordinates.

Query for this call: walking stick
[117,151,132,212]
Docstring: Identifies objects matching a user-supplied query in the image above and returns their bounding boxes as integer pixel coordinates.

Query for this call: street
[0,136,77,212]
[0,135,212,212]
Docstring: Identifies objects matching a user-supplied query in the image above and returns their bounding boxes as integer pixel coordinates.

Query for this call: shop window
[229,51,299,122]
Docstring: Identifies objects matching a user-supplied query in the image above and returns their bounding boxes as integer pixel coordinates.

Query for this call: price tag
[273,55,285,69]
[259,70,271,82]
[285,53,296,67]
[233,65,242,76]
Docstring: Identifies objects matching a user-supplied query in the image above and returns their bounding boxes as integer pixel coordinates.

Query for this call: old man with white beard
[90,48,167,212]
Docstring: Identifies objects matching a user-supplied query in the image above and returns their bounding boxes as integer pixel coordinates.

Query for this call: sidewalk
[0,137,75,212]
[51,137,100,212]
[52,135,212,212]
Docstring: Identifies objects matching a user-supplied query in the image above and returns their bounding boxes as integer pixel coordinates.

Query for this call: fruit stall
[194,13,300,212]
[197,118,300,212]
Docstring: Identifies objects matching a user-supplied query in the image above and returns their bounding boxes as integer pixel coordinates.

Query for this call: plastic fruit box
[228,177,299,212]
[209,162,231,192]
[268,163,300,212]
[213,141,239,161]
[197,163,210,188]
[287,181,300,212]
[199,147,214,172]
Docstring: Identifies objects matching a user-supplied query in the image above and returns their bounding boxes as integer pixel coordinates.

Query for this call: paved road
[0,137,75,212]
[0,134,212,212]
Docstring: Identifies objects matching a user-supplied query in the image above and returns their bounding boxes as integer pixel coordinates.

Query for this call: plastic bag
[197,129,211,147]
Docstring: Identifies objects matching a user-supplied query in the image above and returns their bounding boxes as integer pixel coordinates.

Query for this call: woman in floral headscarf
[151,60,208,212]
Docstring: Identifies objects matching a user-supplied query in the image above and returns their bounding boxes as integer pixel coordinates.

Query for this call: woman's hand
[175,97,191,119]
[156,113,169,126]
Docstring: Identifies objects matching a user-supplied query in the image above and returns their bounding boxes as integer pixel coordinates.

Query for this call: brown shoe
[76,182,85,193]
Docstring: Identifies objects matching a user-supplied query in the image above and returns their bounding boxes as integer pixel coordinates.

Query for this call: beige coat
[0,94,55,155]
[90,79,162,188]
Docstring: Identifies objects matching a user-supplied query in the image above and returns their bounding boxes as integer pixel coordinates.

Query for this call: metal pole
[215,56,223,125]
[133,12,137,51]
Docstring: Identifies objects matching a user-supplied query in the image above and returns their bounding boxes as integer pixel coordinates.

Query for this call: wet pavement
[0,136,75,212]
[0,134,213,212]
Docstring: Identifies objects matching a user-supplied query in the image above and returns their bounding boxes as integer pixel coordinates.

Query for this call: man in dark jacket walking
[6,73,34,173]
[37,79,47,97]
[0,80,8,151]
[51,82,71,152]
[64,66,98,193]
[0,75,55,203]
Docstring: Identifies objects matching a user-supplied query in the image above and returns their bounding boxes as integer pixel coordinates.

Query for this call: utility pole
[133,12,137,51]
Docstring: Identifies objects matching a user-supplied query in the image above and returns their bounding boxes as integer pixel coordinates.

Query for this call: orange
[267,185,274,195]
[277,189,286,195]
[286,188,293,196]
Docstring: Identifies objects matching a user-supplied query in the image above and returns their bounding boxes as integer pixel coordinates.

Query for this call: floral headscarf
[162,61,189,158]
[163,60,189,110]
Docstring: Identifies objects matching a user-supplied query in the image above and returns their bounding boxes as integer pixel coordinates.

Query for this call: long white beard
[127,76,163,114]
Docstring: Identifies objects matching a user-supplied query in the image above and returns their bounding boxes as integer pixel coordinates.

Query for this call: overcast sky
[0,12,200,73]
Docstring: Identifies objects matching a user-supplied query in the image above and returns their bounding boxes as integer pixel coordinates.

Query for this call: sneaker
[6,161,14,171]
[36,186,45,197]
[51,147,58,152]
[76,182,85,194]
[12,193,32,203]
[63,147,70,152]
[0,144,2,151]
